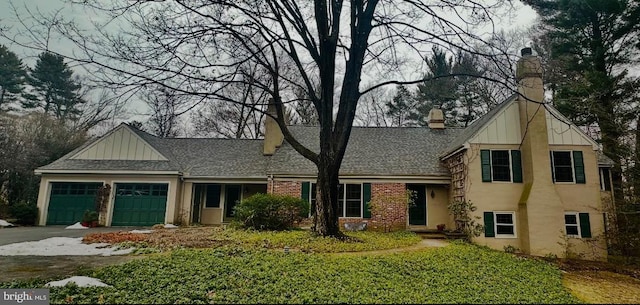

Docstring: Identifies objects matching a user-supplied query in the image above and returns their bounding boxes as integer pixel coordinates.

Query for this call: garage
[46,182,103,225]
[111,183,168,226]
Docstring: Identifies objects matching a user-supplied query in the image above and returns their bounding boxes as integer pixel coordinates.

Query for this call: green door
[112,183,168,226]
[47,182,103,225]
[408,184,427,226]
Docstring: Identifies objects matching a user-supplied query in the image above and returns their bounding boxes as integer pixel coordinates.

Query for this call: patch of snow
[0,237,134,256]
[65,222,89,229]
[0,219,13,227]
[46,276,111,288]
[130,229,153,234]
[164,224,178,229]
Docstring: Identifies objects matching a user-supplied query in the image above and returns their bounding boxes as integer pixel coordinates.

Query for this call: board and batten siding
[70,126,167,161]
[467,101,597,148]
[469,102,522,144]
[546,110,597,147]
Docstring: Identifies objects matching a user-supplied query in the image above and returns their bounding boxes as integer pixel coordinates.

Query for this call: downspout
[268,174,274,194]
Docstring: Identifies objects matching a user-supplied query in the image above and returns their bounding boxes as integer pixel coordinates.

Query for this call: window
[551,151,586,183]
[564,213,580,236]
[552,151,573,182]
[483,211,516,238]
[491,150,511,182]
[304,182,368,218]
[599,167,612,191]
[205,184,221,208]
[480,150,522,183]
[564,212,592,238]
[495,212,516,237]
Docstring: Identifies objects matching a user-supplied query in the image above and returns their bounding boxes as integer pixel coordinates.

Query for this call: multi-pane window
[494,212,515,237]
[491,151,511,182]
[552,151,574,182]
[599,167,612,191]
[480,150,522,183]
[564,213,580,237]
[310,183,362,217]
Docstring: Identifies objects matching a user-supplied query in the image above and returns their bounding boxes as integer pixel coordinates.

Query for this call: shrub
[9,201,38,225]
[234,193,309,230]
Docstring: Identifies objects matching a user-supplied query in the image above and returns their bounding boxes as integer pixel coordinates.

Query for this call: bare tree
[140,86,185,138]
[3,0,517,236]
[192,61,271,139]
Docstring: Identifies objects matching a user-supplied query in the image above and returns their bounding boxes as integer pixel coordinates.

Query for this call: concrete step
[415,232,447,240]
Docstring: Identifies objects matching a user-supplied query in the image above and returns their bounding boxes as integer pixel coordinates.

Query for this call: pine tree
[24,52,85,120]
[0,45,27,111]
[525,0,640,204]
[385,85,417,126]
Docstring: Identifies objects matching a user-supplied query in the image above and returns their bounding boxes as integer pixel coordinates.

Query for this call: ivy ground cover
[1,242,579,304]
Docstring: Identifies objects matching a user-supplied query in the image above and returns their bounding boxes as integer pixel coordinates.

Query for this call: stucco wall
[464,144,607,260]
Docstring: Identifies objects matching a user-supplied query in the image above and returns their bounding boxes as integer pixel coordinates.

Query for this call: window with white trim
[552,151,574,182]
[494,212,516,237]
[564,212,580,237]
[309,183,363,218]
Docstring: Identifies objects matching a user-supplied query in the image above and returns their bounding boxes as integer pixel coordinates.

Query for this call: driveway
[0,226,148,282]
[0,226,145,246]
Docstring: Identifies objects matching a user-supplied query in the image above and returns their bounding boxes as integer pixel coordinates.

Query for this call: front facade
[35,49,612,259]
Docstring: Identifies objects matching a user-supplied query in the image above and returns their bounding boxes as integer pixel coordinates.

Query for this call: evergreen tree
[415,47,458,126]
[385,85,417,126]
[24,52,85,120]
[0,45,27,111]
[525,0,640,204]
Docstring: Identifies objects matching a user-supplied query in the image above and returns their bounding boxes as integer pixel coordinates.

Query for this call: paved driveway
[0,226,146,246]
[0,226,148,282]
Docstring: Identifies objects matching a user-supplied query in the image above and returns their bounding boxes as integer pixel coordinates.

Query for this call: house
[35,48,613,260]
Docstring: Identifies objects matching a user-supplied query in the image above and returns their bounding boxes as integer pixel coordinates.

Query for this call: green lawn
[1,242,579,304]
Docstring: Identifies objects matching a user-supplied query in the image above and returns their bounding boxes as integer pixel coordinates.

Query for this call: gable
[468,100,522,145]
[545,107,598,148]
[70,125,168,161]
[463,100,598,150]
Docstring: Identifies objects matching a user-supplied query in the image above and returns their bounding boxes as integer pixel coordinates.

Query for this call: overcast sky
[1,0,539,66]
[0,0,540,133]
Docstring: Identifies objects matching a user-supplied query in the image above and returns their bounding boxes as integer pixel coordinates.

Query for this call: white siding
[546,111,595,146]
[70,126,168,161]
[469,102,522,144]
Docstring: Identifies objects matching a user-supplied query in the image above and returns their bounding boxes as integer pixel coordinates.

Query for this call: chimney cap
[521,47,533,56]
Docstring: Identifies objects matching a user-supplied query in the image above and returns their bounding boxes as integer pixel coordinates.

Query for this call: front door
[224,185,241,218]
[407,184,427,226]
[191,184,204,224]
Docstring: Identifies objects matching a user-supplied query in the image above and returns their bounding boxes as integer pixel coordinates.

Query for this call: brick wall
[268,180,302,197]
[271,180,408,232]
[368,183,407,232]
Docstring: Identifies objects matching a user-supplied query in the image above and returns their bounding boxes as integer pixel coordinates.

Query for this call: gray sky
[0,0,540,133]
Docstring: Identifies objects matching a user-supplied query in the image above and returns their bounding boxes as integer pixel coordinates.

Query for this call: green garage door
[47,182,103,225]
[111,183,168,226]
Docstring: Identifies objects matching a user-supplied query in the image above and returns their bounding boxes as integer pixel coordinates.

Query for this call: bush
[82,210,99,223]
[9,201,38,225]
[234,193,309,230]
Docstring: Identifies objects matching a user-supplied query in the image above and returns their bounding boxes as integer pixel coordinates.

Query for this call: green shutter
[481,150,492,182]
[484,212,495,237]
[573,151,586,184]
[511,150,523,183]
[579,213,592,238]
[363,183,372,219]
[301,182,310,202]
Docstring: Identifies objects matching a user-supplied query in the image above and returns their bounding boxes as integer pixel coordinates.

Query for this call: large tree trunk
[313,154,341,236]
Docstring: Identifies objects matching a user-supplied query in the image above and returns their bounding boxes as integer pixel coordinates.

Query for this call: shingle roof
[37,124,464,178]
[267,126,463,176]
[441,94,517,157]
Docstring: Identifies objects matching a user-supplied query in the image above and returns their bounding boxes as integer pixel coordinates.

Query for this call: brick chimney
[427,107,445,129]
[263,98,284,155]
[516,47,564,257]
